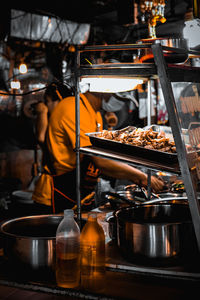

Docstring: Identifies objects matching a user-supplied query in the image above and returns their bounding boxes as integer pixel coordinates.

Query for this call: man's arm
[91,156,164,192]
[35,102,48,145]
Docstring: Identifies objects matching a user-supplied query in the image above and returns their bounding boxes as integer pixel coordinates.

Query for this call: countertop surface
[0,236,199,300]
[0,208,199,300]
[0,267,199,300]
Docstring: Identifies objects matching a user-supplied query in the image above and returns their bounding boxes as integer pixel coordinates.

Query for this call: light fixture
[183,19,200,48]
[10,80,21,89]
[19,62,28,74]
[80,77,143,93]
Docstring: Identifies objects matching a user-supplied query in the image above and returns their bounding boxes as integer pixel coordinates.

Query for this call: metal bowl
[0,214,63,279]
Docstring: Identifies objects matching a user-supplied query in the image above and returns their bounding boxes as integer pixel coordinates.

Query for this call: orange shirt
[46,93,103,175]
[32,93,103,206]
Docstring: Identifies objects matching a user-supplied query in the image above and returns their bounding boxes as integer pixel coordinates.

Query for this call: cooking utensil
[105,191,190,250]
[115,203,199,266]
[102,191,188,208]
[101,191,142,211]
[0,214,63,279]
[137,38,189,64]
[1,214,87,274]
[11,190,33,204]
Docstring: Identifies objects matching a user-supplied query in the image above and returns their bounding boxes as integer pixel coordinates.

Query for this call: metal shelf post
[74,47,81,227]
[152,42,200,251]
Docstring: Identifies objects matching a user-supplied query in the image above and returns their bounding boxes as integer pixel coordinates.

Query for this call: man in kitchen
[32,86,164,213]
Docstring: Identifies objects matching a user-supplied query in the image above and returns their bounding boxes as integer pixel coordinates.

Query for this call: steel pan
[115,203,199,266]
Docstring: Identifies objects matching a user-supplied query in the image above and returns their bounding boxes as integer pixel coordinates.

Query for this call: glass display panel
[171,82,200,193]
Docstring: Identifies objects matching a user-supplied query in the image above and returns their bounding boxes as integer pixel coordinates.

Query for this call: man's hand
[140,175,164,193]
[92,156,164,193]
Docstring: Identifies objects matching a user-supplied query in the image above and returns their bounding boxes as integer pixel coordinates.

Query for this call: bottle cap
[64,209,74,217]
[88,212,97,219]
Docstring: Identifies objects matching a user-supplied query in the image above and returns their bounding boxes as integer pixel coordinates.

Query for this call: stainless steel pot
[0,214,63,278]
[137,38,189,64]
[115,203,199,266]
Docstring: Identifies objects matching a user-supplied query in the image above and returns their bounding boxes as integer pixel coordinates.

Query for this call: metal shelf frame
[74,42,200,252]
[79,146,180,174]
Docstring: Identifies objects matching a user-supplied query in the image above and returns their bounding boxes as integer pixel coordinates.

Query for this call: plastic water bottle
[56,209,80,288]
[80,212,105,292]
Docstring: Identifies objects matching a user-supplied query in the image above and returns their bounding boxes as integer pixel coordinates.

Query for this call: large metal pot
[137,38,189,64]
[0,214,63,279]
[115,203,199,266]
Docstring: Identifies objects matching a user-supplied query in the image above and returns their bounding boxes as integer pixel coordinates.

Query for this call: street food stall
[0,41,200,300]
[0,2,200,299]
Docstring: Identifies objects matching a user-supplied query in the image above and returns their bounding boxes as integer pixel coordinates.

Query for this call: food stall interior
[0,2,200,299]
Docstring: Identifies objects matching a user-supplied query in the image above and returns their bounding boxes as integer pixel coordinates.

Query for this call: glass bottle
[80,212,105,292]
[193,0,200,19]
[56,209,80,288]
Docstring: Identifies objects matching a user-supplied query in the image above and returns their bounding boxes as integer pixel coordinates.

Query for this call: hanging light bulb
[19,62,28,74]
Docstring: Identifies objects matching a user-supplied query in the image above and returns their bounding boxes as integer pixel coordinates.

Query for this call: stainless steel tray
[86,126,178,164]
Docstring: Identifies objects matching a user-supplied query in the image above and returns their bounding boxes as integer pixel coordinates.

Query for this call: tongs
[100,191,188,208]
[100,191,140,207]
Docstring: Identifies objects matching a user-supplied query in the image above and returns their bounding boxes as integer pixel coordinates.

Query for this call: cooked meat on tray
[97,127,176,153]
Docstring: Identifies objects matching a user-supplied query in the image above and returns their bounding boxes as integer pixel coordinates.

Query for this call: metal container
[86,128,178,164]
[115,203,199,266]
[137,38,189,64]
[0,214,63,279]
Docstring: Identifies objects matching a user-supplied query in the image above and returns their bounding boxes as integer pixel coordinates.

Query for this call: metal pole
[147,169,152,200]
[152,42,200,252]
[147,79,152,126]
[74,47,81,228]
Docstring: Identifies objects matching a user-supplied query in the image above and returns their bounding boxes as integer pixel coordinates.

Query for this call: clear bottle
[56,209,80,288]
[80,212,105,292]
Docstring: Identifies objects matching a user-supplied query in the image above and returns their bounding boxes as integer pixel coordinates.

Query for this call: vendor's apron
[50,156,100,213]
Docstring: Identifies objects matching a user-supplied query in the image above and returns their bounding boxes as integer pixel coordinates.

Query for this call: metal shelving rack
[74,42,200,253]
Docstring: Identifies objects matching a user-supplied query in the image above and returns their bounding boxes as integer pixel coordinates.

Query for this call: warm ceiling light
[19,63,28,74]
[80,77,143,93]
[10,80,21,89]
